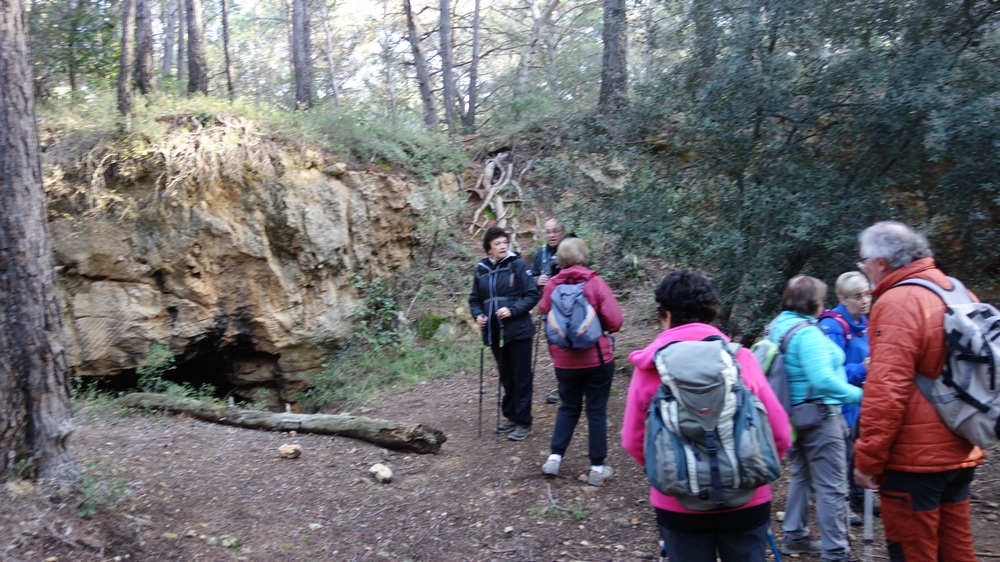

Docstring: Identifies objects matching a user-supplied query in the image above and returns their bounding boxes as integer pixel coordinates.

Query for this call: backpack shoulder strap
[893,276,972,307]
[779,320,812,354]
[819,310,852,346]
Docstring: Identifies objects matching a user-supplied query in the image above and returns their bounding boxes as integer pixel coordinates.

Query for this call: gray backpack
[545,281,603,351]
[893,277,1000,449]
[644,337,782,510]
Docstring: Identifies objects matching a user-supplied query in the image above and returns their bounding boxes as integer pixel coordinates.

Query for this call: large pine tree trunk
[318,0,340,105]
[461,0,480,130]
[438,0,457,133]
[598,0,627,109]
[135,0,156,94]
[291,0,312,109]
[185,0,208,95]
[221,0,234,100]
[116,0,137,117]
[161,0,177,76]
[403,0,437,126]
[0,0,76,483]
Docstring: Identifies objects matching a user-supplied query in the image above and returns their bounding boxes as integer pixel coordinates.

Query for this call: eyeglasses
[544,228,564,235]
[856,256,874,270]
[846,293,872,302]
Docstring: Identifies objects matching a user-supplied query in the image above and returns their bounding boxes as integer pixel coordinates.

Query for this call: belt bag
[792,401,826,431]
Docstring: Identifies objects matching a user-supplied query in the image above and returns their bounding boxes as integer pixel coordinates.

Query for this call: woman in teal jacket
[771,276,862,562]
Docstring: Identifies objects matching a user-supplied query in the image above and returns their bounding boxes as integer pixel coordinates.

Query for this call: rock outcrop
[50,148,423,408]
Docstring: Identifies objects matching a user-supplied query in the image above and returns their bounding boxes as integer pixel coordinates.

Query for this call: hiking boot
[850,514,863,527]
[546,391,560,404]
[508,425,533,441]
[587,465,615,486]
[495,420,517,434]
[542,458,560,476]
[780,537,823,555]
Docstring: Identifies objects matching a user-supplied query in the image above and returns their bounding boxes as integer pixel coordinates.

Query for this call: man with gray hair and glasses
[853,221,984,562]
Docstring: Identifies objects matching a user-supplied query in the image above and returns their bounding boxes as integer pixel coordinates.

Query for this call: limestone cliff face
[49,149,422,407]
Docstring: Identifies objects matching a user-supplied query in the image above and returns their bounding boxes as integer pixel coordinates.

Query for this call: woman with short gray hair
[819,271,873,523]
[537,238,623,485]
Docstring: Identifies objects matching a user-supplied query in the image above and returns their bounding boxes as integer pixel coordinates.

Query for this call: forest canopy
[26,0,1000,339]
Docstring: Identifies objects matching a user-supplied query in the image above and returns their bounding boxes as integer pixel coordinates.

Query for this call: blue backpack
[545,282,604,352]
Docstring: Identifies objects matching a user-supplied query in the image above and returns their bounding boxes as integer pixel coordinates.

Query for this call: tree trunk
[221,0,234,100]
[185,0,208,95]
[403,0,437,126]
[319,0,341,105]
[120,394,447,454]
[598,0,627,109]
[176,0,185,88]
[291,0,312,109]
[135,0,156,94]
[0,0,76,483]
[161,0,177,76]
[384,34,397,119]
[516,0,560,94]
[461,0,480,130]
[116,0,137,117]
[438,0,457,133]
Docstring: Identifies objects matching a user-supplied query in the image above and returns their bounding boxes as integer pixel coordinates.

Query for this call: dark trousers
[880,467,977,562]
[550,362,614,465]
[492,337,533,426]
[656,502,771,562]
[846,422,864,507]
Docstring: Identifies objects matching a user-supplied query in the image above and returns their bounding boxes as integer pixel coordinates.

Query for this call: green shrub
[415,313,448,340]
[78,460,130,517]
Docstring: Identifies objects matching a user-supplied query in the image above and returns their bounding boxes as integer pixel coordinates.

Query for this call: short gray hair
[835,271,871,297]
[556,238,588,268]
[859,221,933,269]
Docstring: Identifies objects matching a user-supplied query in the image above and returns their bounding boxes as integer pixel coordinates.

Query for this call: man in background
[533,219,571,404]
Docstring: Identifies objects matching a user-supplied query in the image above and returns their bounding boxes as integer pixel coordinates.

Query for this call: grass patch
[299,336,479,413]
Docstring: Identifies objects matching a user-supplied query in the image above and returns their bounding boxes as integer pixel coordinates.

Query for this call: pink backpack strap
[819,310,852,343]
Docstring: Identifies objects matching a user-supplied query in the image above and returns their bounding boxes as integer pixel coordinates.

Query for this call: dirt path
[4,307,1000,561]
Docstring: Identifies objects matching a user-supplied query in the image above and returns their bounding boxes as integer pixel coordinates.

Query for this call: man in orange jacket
[854,221,984,562]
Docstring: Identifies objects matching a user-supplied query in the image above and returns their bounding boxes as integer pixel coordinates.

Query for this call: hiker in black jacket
[469,226,540,441]
[532,218,575,404]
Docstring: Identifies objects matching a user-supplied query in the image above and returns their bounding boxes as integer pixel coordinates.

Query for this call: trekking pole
[862,488,875,561]
[478,343,485,438]
[767,528,782,562]
[496,324,505,435]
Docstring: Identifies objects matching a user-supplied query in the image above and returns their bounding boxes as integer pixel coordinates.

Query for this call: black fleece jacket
[469,253,540,346]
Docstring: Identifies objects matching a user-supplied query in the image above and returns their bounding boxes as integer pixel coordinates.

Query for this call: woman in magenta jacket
[538,238,623,486]
[621,270,792,562]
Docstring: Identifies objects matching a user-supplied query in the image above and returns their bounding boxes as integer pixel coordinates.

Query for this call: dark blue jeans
[550,361,614,465]
[657,502,771,562]
[492,337,533,426]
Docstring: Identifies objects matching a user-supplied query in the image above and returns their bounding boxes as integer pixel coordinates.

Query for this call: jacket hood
[872,257,951,297]
[830,303,867,331]
[549,265,597,285]
[770,310,817,343]
[628,323,727,371]
[478,250,521,269]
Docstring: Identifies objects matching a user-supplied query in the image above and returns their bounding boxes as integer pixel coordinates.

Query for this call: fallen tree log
[119,393,447,454]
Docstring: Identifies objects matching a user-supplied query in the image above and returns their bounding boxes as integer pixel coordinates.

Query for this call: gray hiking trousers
[783,407,850,561]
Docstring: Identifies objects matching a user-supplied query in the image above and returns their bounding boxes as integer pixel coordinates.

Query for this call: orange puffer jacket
[854,258,985,476]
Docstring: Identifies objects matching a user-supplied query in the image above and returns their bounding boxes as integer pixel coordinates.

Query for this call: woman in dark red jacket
[537,238,623,486]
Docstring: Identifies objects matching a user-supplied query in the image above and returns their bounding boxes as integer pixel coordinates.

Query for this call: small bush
[77,460,130,517]
[415,313,448,340]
